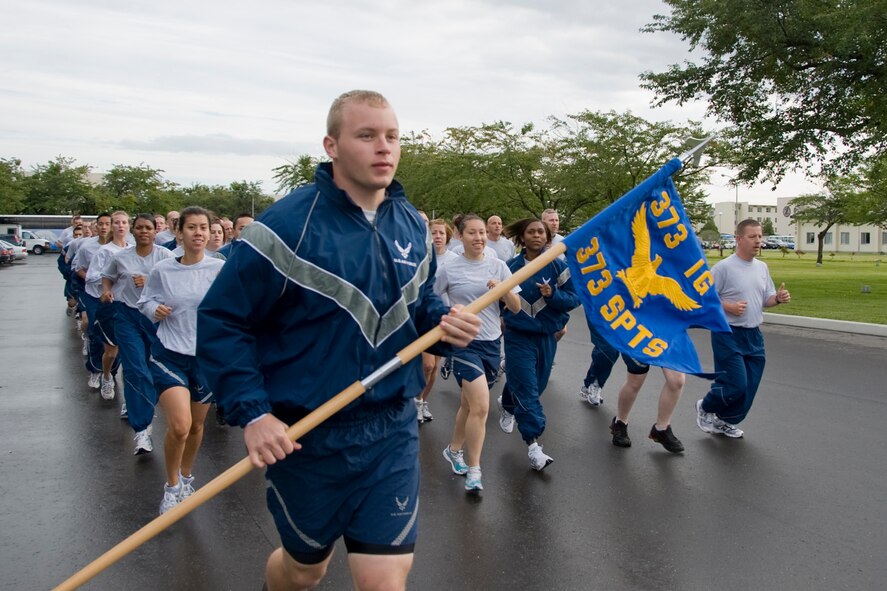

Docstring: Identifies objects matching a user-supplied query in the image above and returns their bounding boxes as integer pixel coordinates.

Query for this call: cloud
[0,0,813,198]
[118,134,310,156]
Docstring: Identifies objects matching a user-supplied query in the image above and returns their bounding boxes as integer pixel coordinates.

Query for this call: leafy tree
[98,164,180,214]
[0,158,27,213]
[397,123,557,223]
[272,155,320,194]
[791,173,863,263]
[229,181,272,217]
[762,218,776,235]
[854,155,887,228]
[181,183,223,214]
[181,181,272,219]
[24,156,96,214]
[550,110,713,228]
[699,217,721,242]
[641,0,887,183]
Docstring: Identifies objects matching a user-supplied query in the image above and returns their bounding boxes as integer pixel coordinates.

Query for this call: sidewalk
[764,311,887,338]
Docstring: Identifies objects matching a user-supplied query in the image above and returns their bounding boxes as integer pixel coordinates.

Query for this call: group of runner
[56,208,253,515]
[50,90,790,591]
[422,212,577,490]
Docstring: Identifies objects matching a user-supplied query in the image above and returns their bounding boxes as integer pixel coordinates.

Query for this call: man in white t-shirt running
[485,215,515,261]
[695,219,791,439]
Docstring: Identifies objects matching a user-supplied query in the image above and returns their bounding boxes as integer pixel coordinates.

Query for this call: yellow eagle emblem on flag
[615,204,701,312]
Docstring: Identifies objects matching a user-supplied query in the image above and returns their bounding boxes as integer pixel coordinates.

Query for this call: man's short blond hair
[326,90,390,138]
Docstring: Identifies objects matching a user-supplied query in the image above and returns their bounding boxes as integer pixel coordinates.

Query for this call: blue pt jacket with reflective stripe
[501,254,579,335]
[197,163,450,427]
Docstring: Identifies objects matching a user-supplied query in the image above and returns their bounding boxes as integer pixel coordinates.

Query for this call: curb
[763,312,887,338]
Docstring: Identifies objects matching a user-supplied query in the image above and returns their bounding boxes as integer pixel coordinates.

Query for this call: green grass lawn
[703,251,887,325]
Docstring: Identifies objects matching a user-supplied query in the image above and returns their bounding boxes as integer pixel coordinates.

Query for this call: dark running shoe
[648,424,685,453]
[214,403,226,426]
[610,417,631,448]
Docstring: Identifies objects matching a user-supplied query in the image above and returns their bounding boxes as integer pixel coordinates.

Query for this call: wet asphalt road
[1,256,886,591]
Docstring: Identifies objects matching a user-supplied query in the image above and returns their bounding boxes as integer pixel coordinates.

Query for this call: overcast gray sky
[2,0,818,204]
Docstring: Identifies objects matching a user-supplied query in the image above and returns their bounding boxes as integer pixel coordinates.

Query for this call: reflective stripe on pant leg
[115,304,158,432]
[504,332,546,443]
[704,329,749,420]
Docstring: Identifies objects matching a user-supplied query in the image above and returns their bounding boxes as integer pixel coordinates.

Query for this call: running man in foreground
[198,90,480,591]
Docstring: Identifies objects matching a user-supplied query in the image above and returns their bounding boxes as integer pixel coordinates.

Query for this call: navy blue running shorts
[148,342,213,403]
[94,300,117,346]
[265,398,419,565]
[453,338,501,388]
[622,353,650,375]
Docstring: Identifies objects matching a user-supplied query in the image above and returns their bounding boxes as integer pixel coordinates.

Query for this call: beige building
[712,201,780,235]
[779,197,886,254]
[713,198,886,253]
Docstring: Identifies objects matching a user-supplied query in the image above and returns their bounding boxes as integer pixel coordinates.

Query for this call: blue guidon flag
[562,158,731,375]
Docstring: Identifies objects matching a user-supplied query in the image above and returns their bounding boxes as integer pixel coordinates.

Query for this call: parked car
[19,229,54,254]
[0,239,28,261]
[0,241,14,265]
[764,238,794,250]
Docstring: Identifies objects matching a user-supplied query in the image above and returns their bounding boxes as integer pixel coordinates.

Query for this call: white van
[19,229,53,255]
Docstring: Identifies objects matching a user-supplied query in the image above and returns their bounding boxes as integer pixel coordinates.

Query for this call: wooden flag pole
[54,241,568,591]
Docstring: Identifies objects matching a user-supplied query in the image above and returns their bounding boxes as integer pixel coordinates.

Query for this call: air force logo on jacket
[394,239,416,267]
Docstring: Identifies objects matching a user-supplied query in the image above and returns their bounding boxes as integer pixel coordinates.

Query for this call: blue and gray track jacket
[197,163,450,427]
[501,255,579,335]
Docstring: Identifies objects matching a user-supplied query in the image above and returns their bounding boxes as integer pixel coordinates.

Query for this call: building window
[824,233,833,245]
[806,232,815,244]
[840,232,850,245]
[861,232,871,245]
[882,231,887,245]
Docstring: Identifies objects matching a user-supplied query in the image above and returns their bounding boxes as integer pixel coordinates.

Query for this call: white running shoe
[695,399,715,433]
[179,473,195,500]
[119,402,128,419]
[442,446,468,475]
[415,398,424,423]
[497,395,515,434]
[580,382,603,406]
[420,401,433,422]
[710,416,744,438]
[87,372,101,389]
[528,442,554,471]
[133,429,153,455]
[464,467,483,492]
[159,482,181,515]
[100,376,115,400]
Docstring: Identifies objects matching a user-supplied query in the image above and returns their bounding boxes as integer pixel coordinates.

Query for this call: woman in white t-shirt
[435,214,520,493]
[415,219,459,425]
[138,206,225,515]
[101,213,173,455]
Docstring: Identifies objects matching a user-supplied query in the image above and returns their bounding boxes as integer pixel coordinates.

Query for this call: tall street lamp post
[721,173,740,230]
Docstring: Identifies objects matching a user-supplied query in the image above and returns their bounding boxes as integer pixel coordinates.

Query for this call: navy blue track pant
[501,328,556,444]
[701,326,766,425]
[114,303,159,432]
